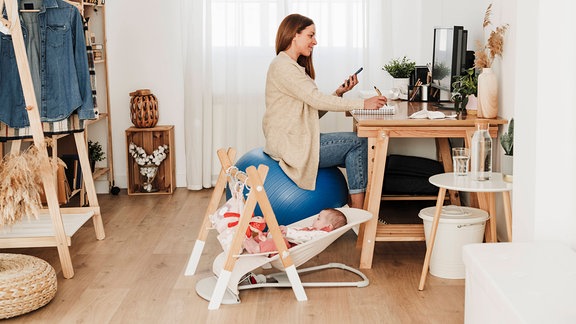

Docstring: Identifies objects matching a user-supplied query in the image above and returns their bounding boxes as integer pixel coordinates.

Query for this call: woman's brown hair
[275,14,315,79]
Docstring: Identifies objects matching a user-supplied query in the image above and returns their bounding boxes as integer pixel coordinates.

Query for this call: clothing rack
[0,0,105,279]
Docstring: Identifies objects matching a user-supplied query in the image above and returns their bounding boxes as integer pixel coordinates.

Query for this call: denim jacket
[0,0,94,128]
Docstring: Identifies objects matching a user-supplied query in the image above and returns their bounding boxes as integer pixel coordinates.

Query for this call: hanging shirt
[0,0,95,128]
[20,2,42,106]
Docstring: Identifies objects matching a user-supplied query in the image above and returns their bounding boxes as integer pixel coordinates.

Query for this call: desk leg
[503,191,513,241]
[359,130,389,269]
[418,187,447,291]
[477,192,497,243]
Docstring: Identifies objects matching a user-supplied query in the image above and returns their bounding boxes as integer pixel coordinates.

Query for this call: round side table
[418,172,513,290]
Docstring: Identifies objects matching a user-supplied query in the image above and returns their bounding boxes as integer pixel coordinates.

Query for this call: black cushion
[383,155,444,195]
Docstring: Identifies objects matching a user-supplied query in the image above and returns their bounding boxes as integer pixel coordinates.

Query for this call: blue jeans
[319,132,367,194]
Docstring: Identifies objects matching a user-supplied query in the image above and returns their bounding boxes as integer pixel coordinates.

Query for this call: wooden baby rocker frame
[0,0,105,279]
[186,148,307,309]
[185,148,371,310]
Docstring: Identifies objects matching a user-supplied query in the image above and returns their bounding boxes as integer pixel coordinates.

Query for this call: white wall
[106,0,187,189]
[512,0,576,248]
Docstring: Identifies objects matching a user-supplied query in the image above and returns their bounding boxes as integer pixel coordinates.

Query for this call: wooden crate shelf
[126,125,175,195]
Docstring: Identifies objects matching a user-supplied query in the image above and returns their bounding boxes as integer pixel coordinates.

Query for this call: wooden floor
[1,189,464,323]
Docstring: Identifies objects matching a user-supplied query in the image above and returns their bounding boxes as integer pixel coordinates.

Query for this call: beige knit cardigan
[263,52,364,190]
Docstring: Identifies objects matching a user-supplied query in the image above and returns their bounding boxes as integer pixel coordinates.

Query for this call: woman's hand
[335,73,359,97]
[363,95,388,109]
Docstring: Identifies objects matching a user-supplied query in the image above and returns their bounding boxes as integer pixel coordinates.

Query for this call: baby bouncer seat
[184,148,373,309]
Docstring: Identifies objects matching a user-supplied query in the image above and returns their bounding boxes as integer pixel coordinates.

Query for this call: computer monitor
[430,26,467,99]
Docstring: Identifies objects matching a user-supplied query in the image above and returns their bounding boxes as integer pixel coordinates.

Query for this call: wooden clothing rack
[185,148,306,310]
[0,0,105,279]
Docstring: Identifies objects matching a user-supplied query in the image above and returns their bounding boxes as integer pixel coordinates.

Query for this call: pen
[374,86,388,108]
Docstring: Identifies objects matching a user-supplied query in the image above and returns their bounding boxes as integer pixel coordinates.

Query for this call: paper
[409,110,456,119]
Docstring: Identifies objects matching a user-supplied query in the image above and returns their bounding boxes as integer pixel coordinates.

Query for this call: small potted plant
[382,56,416,99]
[382,56,416,78]
[451,67,478,113]
[88,140,105,172]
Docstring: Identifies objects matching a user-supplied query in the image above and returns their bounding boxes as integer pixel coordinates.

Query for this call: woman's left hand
[335,73,358,97]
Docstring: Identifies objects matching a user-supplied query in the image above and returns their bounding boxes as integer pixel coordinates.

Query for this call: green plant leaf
[452,67,478,97]
[88,140,106,162]
[500,118,514,156]
[382,56,416,78]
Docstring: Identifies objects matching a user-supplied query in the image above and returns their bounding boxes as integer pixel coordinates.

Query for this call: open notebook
[351,105,396,115]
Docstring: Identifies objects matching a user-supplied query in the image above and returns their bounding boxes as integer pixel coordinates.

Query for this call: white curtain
[181,0,390,190]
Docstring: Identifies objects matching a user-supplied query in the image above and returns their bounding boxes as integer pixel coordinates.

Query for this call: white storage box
[463,242,576,324]
[419,205,488,279]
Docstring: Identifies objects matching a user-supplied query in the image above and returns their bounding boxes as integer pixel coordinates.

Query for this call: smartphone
[342,67,363,87]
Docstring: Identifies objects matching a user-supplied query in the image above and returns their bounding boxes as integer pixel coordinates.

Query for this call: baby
[243,208,347,254]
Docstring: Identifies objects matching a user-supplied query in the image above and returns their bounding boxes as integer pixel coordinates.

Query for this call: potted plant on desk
[382,56,416,100]
[451,67,478,115]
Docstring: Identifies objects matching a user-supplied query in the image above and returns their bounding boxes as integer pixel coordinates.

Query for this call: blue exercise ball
[228,147,349,225]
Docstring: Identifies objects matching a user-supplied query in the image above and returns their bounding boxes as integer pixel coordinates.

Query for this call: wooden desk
[354,101,507,269]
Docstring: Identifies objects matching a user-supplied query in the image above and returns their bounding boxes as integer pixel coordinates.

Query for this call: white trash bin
[419,205,489,279]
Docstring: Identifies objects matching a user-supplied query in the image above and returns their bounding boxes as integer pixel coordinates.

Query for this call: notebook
[351,105,396,115]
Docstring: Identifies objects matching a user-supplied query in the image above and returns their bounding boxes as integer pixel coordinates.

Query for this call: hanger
[19,1,40,12]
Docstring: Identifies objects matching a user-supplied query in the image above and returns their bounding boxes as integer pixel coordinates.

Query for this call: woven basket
[0,253,57,319]
[129,89,159,128]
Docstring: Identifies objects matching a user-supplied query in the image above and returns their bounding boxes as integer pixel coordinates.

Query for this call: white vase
[477,68,498,118]
[392,78,410,100]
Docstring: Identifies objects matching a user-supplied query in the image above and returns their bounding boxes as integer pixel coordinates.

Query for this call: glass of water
[452,147,470,176]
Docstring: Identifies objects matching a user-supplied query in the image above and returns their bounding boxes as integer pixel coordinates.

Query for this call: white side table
[418,172,513,290]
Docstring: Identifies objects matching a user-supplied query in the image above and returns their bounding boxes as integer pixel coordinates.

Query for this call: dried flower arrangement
[0,145,60,229]
[474,4,509,69]
[128,142,169,166]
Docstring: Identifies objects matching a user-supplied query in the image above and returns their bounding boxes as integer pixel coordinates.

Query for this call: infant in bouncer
[243,208,348,254]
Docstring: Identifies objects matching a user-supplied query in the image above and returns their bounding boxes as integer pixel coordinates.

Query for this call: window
[211,0,364,49]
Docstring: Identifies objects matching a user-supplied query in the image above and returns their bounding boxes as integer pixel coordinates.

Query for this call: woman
[263,14,387,209]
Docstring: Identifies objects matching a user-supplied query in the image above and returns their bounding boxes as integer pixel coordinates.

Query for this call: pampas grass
[0,144,58,229]
[475,3,509,69]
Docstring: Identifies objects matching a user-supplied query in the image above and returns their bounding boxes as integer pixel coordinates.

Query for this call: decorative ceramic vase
[139,164,159,192]
[477,68,498,118]
[130,89,159,128]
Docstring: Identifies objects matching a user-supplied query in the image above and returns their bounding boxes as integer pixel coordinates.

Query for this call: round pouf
[0,254,57,319]
[230,147,349,225]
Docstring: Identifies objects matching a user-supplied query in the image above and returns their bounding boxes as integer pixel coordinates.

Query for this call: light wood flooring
[1,189,464,323]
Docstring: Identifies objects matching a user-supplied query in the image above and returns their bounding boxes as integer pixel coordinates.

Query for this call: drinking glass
[452,147,470,176]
